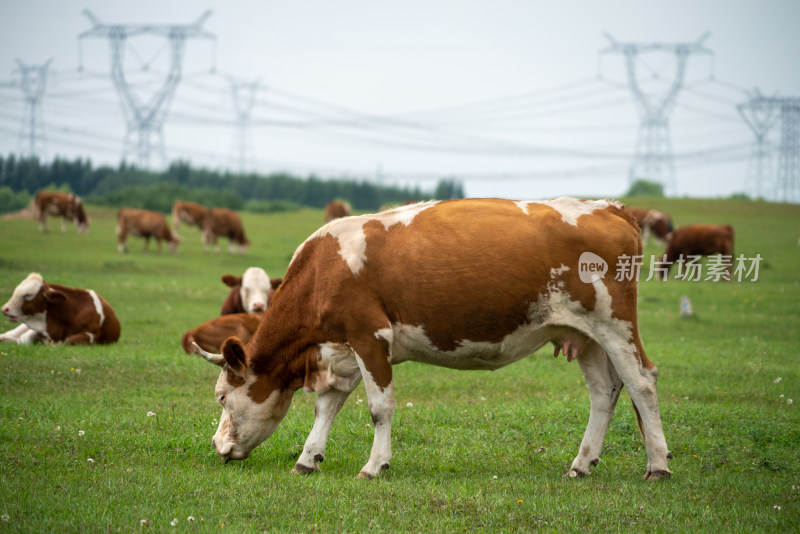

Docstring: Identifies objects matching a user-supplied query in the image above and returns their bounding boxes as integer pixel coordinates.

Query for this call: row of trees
[0,155,464,214]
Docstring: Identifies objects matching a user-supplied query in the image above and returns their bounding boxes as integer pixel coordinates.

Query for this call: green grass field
[0,198,799,532]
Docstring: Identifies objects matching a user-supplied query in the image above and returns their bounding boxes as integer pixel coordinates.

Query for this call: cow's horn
[192,342,225,366]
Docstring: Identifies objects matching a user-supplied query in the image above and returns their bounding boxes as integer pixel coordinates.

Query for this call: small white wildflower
[55,425,60,431]
[87,458,95,464]
[406,402,413,408]
[480,396,487,401]
[147,411,156,417]
[75,368,81,375]
[774,505,781,511]
[493,475,498,480]
[187,516,195,522]
[78,430,85,437]
[1,514,8,522]
[774,377,782,384]
[170,518,178,526]
[140,519,150,526]
[788,399,793,405]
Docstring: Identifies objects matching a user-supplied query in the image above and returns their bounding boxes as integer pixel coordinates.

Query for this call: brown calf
[33,191,89,234]
[116,208,180,254]
[182,313,262,354]
[1,273,120,345]
[203,208,249,254]
[220,267,283,315]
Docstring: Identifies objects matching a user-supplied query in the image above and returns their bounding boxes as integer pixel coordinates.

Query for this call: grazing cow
[0,272,120,345]
[660,223,734,279]
[628,207,673,247]
[324,200,351,222]
[182,313,262,354]
[220,267,283,315]
[192,197,671,481]
[116,208,180,254]
[172,200,208,233]
[33,191,89,234]
[203,208,249,254]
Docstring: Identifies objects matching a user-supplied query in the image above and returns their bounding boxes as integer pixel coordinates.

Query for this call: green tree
[625,179,665,197]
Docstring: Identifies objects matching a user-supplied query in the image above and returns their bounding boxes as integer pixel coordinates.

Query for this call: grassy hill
[0,198,798,532]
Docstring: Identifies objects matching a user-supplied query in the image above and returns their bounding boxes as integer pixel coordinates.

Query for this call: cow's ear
[270,277,284,290]
[221,337,247,378]
[221,274,241,288]
[43,288,66,303]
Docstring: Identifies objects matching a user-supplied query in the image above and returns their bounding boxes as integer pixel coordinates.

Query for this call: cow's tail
[181,330,196,354]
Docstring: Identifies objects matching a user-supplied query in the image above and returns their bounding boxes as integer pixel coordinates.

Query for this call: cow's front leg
[0,324,36,344]
[570,341,622,477]
[351,333,394,479]
[292,388,353,474]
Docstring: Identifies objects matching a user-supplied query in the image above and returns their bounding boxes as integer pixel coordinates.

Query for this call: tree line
[0,155,464,214]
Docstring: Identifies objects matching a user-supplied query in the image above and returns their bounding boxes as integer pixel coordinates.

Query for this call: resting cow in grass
[220,267,283,315]
[182,313,261,354]
[192,197,672,480]
[33,191,89,234]
[0,273,120,345]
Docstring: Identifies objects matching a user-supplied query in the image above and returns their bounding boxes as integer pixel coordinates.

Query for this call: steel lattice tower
[738,94,800,202]
[79,10,215,169]
[15,58,52,159]
[737,91,780,199]
[229,77,260,174]
[602,33,712,196]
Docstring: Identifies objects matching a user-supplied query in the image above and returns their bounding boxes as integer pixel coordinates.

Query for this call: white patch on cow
[0,323,34,344]
[514,200,530,214]
[352,348,395,477]
[86,332,95,344]
[240,267,270,312]
[313,342,362,392]
[550,264,570,278]
[291,201,439,275]
[531,197,617,227]
[87,290,105,327]
[2,273,44,322]
[22,312,48,339]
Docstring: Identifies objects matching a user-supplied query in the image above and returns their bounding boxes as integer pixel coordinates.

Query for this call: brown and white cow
[182,313,262,354]
[203,208,249,254]
[0,273,120,345]
[660,223,735,279]
[324,200,351,222]
[192,197,671,481]
[172,200,208,233]
[116,208,180,254]
[33,191,89,234]
[220,267,283,315]
[628,207,673,247]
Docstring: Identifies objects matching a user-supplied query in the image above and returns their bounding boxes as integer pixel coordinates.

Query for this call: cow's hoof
[291,463,318,475]
[644,468,672,481]
[356,471,374,480]
[566,467,588,478]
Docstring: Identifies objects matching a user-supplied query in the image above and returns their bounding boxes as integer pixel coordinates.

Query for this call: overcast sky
[1,1,798,200]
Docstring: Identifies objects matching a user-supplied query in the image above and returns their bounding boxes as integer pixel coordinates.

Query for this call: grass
[0,198,799,532]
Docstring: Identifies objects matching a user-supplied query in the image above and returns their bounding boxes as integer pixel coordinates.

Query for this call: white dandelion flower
[78,430,85,437]
[147,411,156,417]
[170,518,178,526]
[406,402,413,408]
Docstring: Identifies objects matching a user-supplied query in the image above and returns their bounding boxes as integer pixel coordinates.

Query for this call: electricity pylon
[78,10,215,169]
[737,89,780,199]
[229,77,260,174]
[15,58,52,159]
[602,33,712,196]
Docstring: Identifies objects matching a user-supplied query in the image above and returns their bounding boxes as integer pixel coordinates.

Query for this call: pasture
[0,197,799,532]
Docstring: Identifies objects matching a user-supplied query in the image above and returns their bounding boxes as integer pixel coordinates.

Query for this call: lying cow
[203,208,249,254]
[324,200,351,222]
[0,272,120,345]
[182,313,261,354]
[628,207,673,247]
[660,223,735,279]
[116,208,180,254]
[192,197,672,481]
[33,191,89,234]
[172,200,208,233]
[220,267,283,315]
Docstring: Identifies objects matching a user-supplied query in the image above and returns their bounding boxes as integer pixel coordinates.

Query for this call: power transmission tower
[15,58,52,159]
[228,77,260,174]
[738,93,800,202]
[78,10,215,169]
[737,90,780,199]
[601,33,712,196]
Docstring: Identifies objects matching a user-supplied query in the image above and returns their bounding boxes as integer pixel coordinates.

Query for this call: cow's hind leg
[602,336,671,480]
[569,340,623,477]
[293,387,356,474]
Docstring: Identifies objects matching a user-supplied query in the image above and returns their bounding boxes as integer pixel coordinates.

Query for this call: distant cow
[324,200,351,222]
[628,207,673,247]
[0,272,120,345]
[116,208,180,254]
[172,200,208,233]
[191,197,671,481]
[33,191,89,234]
[203,208,249,254]
[220,267,284,315]
[661,223,735,279]
[182,313,262,354]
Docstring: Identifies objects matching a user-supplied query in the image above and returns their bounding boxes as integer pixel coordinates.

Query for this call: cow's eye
[217,394,226,404]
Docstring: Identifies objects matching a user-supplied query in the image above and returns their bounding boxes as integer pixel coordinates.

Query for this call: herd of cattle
[1,191,740,480]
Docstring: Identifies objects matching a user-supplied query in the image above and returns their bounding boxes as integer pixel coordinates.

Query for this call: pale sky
[1,1,798,200]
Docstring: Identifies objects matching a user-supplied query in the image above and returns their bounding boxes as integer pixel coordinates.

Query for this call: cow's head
[168,232,181,253]
[193,338,295,462]
[72,198,89,234]
[1,272,63,322]
[222,267,272,313]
